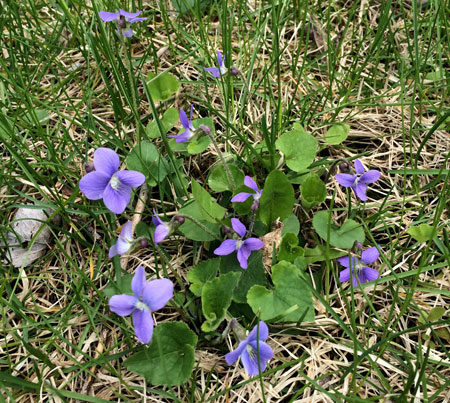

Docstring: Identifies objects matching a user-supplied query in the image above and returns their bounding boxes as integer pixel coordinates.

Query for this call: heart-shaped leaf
[178,201,221,241]
[208,164,245,192]
[187,258,220,297]
[325,123,349,145]
[146,107,179,139]
[407,224,435,243]
[300,171,326,209]
[191,180,226,223]
[146,72,179,101]
[278,233,304,263]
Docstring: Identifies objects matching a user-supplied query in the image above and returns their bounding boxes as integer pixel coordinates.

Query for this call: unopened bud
[354,241,363,251]
[85,162,95,173]
[230,66,240,76]
[140,239,148,248]
[223,226,232,235]
[175,216,185,225]
[198,124,211,136]
[339,162,351,173]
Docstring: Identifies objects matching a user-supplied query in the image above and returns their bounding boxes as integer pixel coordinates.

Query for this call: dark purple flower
[231,176,263,204]
[214,218,264,269]
[225,321,273,376]
[152,209,171,244]
[109,266,173,343]
[99,9,147,37]
[204,51,228,78]
[109,221,133,258]
[79,148,145,214]
[337,246,380,286]
[169,106,196,143]
[335,159,381,201]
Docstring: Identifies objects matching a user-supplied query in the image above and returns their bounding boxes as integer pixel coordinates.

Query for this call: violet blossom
[79,148,145,214]
[337,246,380,286]
[152,209,172,244]
[109,221,133,258]
[225,321,273,376]
[99,9,147,38]
[109,266,173,343]
[335,159,381,201]
[169,106,195,143]
[214,218,264,269]
[204,51,227,78]
[231,176,263,204]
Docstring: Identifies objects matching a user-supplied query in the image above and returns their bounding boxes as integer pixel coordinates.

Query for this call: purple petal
[225,340,248,365]
[152,209,164,226]
[109,294,137,316]
[361,247,379,264]
[337,256,358,268]
[204,67,220,77]
[247,321,269,342]
[115,170,145,188]
[362,267,379,282]
[335,173,356,188]
[116,236,131,255]
[131,266,146,297]
[93,148,120,176]
[132,308,154,343]
[248,340,273,365]
[217,51,223,67]
[244,176,259,193]
[237,246,251,269]
[359,170,381,185]
[121,221,133,240]
[141,278,174,311]
[108,243,119,258]
[79,171,110,200]
[154,224,170,244]
[103,183,131,214]
[179,109,189,129]
[231,192,253,203]
[243,238,264,251]
[339,268,350,283]
[129,17,147,23]
[352,273,365,287]
[99,11,119,22]
[241,349,259,375]
[121,27,134,37]
[172,130,192,142]
[354,159,365,175]
[214,239,237,255]
[119,9,142,18]
[353,183,368,201]
[231,218,247,238]
[189,105,193,121]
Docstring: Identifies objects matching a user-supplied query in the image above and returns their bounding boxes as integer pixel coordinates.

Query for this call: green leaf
[428,306,446,322]
[191,179,226,223]
[178,201,221,241]
[201,272,241,332]
[146,72,179,101]
[172,0,211,16]
[282,213,300,236]
[325,123,350,145]
[219,250,267,303]
[300,171,327,209]
[278,233,304,263]
[102,274,133,298]
[146,107,179,139]
[275,127,317,172]
[135,222,151,239]
[247,261,315,322]
[187,258,220,297]
[259,170,294,226]
[126,141,169,186]
[124,322,197,386]
[22,109,50,125]
[187,135,210,154]
[208,164,245,192]
[303,245,346,264]
[407,224,435,242]
[312,210,365,249]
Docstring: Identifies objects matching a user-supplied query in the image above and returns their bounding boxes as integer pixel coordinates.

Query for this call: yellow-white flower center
[109,175,121,191]
[235,239,244,249]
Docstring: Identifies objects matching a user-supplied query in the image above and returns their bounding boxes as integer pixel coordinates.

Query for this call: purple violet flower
[152,209,171,244]
[109,266,173,343]
[337,246,380,286]
[109,221,133,258]
[335,159,381,201]
[214,218,264,269]
[204,51,228,78]
[99,9,147,38]
[169,106,196,143]
[225,321,273,376]
[79,148,145,214]
[231,176,263,204]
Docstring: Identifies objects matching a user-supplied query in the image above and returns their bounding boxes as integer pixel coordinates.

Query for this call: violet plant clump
[225,321,274,376]
[99,9,147,37]
[204,51,228,77]
[79,148,145,214]
[214,218,264,269]
[109,266,174,343]
[337,246,380,286]
[109,221,133,258]
[335,159,381,201]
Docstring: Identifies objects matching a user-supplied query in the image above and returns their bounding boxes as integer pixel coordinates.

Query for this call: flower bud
[339,162,351,174]
[198,124,211,136]
[140,239,148,248]
[175,216,185,225]
[223,226,232,235]
[354,241,363,251]
[85,162,95,173]
[230,66,240,76]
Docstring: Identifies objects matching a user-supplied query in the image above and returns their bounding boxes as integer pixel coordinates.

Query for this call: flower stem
[177,214,221,240]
